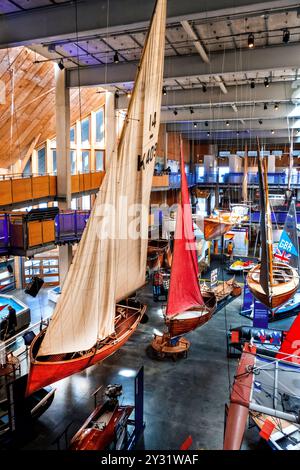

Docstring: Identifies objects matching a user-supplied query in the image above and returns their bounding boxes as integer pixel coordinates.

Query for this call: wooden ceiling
[0,47,105,169]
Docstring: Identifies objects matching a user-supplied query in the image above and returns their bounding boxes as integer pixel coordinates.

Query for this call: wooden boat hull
[26,300,146,396]
[204,219,232,241]
[69,404,134,450]
[247,263,299,309]
[147,240,171,269]
[167,292,216,338]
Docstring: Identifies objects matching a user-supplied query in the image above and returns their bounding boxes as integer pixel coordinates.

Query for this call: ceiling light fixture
[274,103,279,110]
[207,131,210,136]
[259,119,263,125]
[193,122,197,128]
[115,90,120,99]
[250,79,255,89]
[283,28,290,44]
[202,84,207,93]
[226,121,230,126]
[190,108,194,114]
[127,91,132,99]
[58,59,65,70]
[264,77,270,88]
[173,109,178,116]
[248,32,254,48]
[271,129,275,134]
[162,86,167,96]
[264,103,268,110]
[113,51,119,64]
[205,121,209,127]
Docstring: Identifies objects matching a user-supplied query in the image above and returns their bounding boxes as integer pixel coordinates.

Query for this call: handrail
[0,316,50,356]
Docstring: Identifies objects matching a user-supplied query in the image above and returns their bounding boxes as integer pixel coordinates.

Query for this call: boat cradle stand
[151,333,190,360]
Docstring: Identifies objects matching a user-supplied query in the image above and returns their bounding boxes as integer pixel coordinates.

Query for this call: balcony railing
[196,171,290,185]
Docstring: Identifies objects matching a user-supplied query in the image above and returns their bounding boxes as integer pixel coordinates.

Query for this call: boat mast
[257,138,273,298]
[242,143,248,203]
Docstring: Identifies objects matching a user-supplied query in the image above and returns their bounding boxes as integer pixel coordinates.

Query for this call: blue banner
[253,299,269,329]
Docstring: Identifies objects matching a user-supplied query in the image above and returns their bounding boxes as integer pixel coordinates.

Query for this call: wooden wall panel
[12,178,32,203]
[83,173,92,191]
[28,221,43,247]
[42,220,55,244]
[49,176,57,196]
[71,175,80,193]
[152,175,169,187]
[0,180,13,205]
[32,175,49,199]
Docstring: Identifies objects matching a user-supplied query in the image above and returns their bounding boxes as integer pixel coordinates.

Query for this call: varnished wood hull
[69,404,134,450]
[203,218,232,241]
[167,292,216,338]
[147,240,171,269]
[26,300,146,396]
[247,263,299,309]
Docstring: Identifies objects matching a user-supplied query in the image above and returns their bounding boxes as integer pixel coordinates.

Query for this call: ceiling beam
[160,104,299,122]
[166,118,297,132]
[116,82,296,109]
[67,43,300,88]
[0,0,294,48]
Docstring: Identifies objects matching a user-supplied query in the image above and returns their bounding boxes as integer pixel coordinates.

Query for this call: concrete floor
[0,262,296,450]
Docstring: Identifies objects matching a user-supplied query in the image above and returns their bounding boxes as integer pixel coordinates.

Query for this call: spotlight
[190,108,194,114]
[202,84,207,93]
[274,103,279,110]
[264,77,270,88]
[207,131,210,137]
[283,28,290,44]
[226,121,230,127]
[205,121,209,127]
[162,86,167,96]
[264,103,268,110]
[236,131,239,135]
[113,51,119,64]
[248,32,254,48]
[58,59,65,70]
[193,122,197,128]
[259,119,263,125]
[271,129,275,134]
[114,90,120,99]
[250,79,255,89]
[173,109,178,116]
[297,129,300,135]
[127,91,132,99]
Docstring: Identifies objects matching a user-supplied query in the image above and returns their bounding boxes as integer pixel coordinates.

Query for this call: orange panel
[28,221,43,247]
[0,180,13,206]
[79,174,84,192]
[91,172,101,189]
[49,176,57,196]
[42,220,55,244]
[12,178,32,203]
[71,175,80,193]
[152,175,169,187]
[83,173,92,191]
[32,176,49,199]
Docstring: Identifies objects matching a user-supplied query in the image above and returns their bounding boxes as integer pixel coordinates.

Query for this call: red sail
[276,314,300,364]
[166,140,204,317]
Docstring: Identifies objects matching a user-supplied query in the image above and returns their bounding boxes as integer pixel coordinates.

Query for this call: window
[95,151,104,171]
[82,195,90,210]
[38,147,46,175]
[70,150,76,174]
[81,118,90,145]
[81,151,90,173]
[52,150,57,174]
[70,127,75,144]
[95,108,104,145]
[23,158,32,177]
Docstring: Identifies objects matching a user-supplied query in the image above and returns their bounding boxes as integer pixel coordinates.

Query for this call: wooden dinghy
[246,139,299,310]
[147,239,172,269]
[247,262,298,309]
[27,300,146,396]
[201,277,242,303]
[69,385,133,451]
[151,139,216,358]
[26,0,167,395]
[166,291,216,338]
[204,210,239,241]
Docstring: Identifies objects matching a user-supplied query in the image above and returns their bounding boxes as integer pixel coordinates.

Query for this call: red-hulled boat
[26,0,167,396]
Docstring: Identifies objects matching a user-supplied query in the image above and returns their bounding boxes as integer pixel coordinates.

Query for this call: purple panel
[0,1,20,13]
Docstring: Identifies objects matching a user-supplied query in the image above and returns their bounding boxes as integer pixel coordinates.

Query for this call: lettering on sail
[137,112,158,171]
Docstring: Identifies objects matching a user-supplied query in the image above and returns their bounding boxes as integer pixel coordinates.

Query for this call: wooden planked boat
[201,277,241,303]
[27,301,146,396]
[69,385,133,451]
[147,239,172,269]
[166,291,216,338]
[26,0,167,396]
[247,262,298,309]
[246,139,299,310]
[203,210,235,241]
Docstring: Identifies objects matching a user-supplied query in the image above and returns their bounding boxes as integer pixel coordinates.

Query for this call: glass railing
[196,171,291,185]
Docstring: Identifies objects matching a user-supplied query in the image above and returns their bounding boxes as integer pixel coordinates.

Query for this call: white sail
[39,0,167,356]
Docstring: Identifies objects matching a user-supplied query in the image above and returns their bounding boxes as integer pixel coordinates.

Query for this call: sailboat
[203,210,238,241]
[247,140,299,309]
[152,140,216,354]
[26,0,167,396]
[223,342,300,450]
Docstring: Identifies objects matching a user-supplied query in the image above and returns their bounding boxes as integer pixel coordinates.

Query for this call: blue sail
[274,200,299,272]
